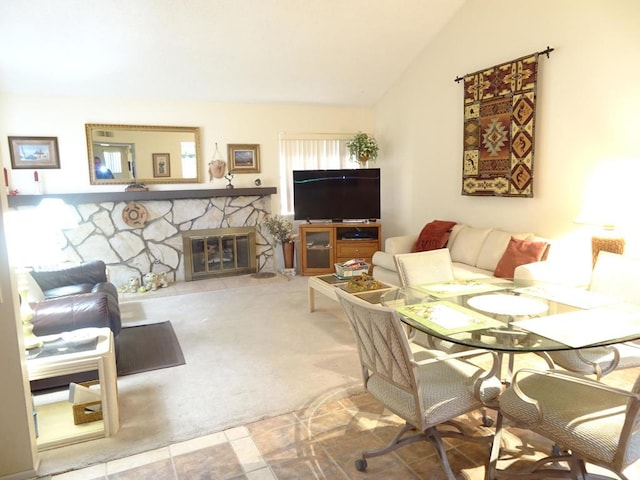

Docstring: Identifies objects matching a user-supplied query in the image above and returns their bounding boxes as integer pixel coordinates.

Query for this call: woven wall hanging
[458,49,552,197]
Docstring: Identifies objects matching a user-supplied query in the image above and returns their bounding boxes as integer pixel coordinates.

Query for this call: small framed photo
[228,144,260,173]
[8,136,60,169]
[152,153,171,177]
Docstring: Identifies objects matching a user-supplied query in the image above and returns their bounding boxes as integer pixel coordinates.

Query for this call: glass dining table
[381,278,640,479]
[380,278,640,354]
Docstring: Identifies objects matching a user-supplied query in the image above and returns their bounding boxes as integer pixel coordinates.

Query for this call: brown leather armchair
[28,260,121,390]
[30,260,121,338]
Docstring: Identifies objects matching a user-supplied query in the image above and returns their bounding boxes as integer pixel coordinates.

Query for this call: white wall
[375,0,640,254]
[0,95,374,214]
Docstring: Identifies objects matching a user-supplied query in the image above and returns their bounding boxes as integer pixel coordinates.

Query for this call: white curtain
[278,133,356,215]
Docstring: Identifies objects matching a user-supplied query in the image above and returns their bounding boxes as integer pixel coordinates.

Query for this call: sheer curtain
[279,133,356,215]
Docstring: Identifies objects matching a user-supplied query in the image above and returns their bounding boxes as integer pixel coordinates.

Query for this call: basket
[72,380,103,425]
[335,259,370,279]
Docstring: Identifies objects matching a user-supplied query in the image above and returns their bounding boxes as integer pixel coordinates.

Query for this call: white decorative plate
[61,328,102,345]
[467,294,549,317]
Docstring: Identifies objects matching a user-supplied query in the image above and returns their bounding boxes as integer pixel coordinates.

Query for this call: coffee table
[308,274,394,312]
[27,327,119,450]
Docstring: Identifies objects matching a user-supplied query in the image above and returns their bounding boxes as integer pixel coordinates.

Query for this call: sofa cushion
[412,220,457,252]
[494,237,551,278]
[476,230,532,272]
[452,262,495,280]
[449,226,492,266]
[43,283,95,299]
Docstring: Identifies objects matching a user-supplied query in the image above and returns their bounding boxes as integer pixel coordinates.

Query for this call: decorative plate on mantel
[122,202,148,228]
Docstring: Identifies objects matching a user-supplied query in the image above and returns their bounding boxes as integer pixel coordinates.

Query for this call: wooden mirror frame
[86,123,202,185]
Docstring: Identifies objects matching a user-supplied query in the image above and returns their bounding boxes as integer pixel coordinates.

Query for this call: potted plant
[346,132,379,164]
[263,215,297,269]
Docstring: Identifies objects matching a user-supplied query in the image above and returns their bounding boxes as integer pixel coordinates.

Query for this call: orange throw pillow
[494,237,550,278]
[412,220,457,252]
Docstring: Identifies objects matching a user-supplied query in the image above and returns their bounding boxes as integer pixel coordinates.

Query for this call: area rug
[116,321,185,376]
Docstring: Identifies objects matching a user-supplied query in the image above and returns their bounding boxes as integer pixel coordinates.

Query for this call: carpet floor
[36,275,362,475]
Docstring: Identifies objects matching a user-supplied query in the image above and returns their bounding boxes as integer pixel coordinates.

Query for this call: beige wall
[0,197,38,477]
[0,96,374,214]
[375,0,640,256]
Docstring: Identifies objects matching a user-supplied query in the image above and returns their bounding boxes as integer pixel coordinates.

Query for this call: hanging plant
[346,132,379,164]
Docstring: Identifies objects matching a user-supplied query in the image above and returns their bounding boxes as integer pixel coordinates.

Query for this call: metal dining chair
[394,248,466,351]
[496,367,640,479]
[336,288,501,478]
[548,251,640,379]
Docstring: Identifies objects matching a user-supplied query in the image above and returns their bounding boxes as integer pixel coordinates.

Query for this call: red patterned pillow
[494,237,550,278]
[412,220,457,253]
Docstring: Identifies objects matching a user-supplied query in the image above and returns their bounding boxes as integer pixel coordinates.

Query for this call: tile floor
[38,391,492,480]
[33,276,640,479]
[41,362,640,480]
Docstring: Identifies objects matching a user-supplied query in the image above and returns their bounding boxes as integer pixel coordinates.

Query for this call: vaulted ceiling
[0,0,465,106]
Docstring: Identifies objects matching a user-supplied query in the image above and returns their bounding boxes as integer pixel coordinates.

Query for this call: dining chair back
[589,251,640,303]
[548,251,640,378]
[394,248,466,352]
[497,368,640,479]
[394,248,455,287]
[336,288,500,478]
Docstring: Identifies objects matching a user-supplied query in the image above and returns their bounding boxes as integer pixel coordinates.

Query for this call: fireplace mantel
[7,187,277,207]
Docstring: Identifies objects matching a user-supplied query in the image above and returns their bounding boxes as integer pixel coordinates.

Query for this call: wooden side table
[27,327,119,450]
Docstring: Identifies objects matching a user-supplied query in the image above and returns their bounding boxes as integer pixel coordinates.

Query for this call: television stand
[298,222,381,276]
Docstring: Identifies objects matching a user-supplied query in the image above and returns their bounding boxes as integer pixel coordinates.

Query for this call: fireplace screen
[183,227,257,281]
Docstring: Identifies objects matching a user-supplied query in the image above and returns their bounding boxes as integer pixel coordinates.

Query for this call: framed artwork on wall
[8,136,60,169]
[228,144,260,173]
[152,153,171,177]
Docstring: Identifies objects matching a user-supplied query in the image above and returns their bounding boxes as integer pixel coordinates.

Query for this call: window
[102,150,123,174]
[181,141,197,178]
[279,133,355,215]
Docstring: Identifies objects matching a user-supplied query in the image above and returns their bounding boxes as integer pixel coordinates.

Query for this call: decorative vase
[282,241,295,269]
[358,156,369,166]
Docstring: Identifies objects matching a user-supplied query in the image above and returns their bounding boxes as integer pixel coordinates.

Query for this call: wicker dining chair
[394,248,466,352]
[496,368,640,479]
[548,251,640,379]
[336,288,501,478]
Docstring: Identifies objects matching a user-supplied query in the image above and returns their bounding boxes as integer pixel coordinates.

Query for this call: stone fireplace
[7,188,277,289]
[183,227,257,281]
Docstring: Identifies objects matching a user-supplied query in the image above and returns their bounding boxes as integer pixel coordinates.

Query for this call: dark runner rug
[116,321,185,376]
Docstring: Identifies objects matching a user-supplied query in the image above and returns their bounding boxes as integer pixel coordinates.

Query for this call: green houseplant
[346,132,379,164]
[263,215,296,269]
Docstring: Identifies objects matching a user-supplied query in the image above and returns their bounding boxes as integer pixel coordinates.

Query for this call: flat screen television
[293,168,381,222]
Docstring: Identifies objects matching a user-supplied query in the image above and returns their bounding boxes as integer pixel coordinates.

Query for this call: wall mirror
[86,123,202,185]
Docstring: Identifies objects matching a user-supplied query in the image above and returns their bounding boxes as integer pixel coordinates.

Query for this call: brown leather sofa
[29,260,121,390]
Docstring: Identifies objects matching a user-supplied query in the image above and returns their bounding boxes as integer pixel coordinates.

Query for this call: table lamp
[574,207,625,267]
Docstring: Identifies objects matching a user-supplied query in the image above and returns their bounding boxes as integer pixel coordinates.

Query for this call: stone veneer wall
[58,195,275,289]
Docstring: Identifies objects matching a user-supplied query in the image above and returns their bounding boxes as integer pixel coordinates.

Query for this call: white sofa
[372,224,550,286]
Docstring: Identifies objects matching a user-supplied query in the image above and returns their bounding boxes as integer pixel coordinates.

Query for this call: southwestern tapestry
[462,53,539,197]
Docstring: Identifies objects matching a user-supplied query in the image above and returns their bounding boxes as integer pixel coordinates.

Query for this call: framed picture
[8,136,60,169]
[228,144,260,173]
[152,153,171,178]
